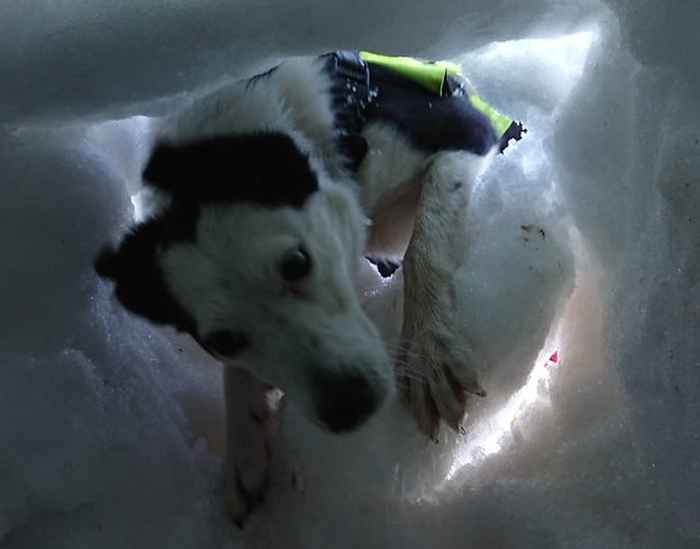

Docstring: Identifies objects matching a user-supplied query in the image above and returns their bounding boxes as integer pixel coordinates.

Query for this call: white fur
[150,56,494,522]
[160,184,388,415]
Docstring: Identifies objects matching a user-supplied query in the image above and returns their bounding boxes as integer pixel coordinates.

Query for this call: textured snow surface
[1,1,699,548]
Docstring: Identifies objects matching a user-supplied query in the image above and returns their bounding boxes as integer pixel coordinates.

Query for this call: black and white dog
[96,51,519,523]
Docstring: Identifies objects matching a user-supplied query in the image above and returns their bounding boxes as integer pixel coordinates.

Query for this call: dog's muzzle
[310,369,387,433]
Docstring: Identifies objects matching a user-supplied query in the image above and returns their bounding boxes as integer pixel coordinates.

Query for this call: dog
[95,51,522,524]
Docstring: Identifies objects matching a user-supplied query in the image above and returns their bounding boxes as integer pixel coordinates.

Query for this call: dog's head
[96,130,391,433]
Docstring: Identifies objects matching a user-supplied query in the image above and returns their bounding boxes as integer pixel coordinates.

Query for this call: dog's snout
[312,369,386,433]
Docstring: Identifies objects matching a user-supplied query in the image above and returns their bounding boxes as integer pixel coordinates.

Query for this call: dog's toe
[402,378,440,440]
[428,363,468,432]
[398,330,486,439]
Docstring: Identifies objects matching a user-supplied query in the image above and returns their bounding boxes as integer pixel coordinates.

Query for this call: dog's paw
[398,328,486,440]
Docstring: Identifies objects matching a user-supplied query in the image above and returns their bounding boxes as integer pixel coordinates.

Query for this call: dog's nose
[312,370,386,433]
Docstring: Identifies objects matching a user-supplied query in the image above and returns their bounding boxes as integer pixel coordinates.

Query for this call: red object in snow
[545,351,559,367]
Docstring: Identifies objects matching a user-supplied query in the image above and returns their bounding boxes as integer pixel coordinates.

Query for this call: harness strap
[322,50,372,136]
[323,50,525,154]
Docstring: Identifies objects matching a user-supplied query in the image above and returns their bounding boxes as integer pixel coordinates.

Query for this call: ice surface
[1,1,699,548]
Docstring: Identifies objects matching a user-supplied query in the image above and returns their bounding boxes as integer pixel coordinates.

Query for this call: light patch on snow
[130,191,148,222]
[479,31,596,99]
[446,334,560,480]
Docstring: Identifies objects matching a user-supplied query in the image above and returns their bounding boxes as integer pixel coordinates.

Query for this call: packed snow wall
[1,2,698,548]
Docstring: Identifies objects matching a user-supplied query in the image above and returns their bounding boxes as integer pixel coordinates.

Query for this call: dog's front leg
[223,366,282,526]
[400,151,488,440]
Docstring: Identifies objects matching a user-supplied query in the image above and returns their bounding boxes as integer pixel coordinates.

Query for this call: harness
[322,50,525,157]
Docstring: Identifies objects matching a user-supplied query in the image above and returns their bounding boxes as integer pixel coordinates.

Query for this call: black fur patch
[96,132,320,332]
[364,64,497,156]
[143,132,319,208]
[95,212,198,334]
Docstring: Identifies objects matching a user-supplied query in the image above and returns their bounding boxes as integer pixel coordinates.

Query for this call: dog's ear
[94,245,121,280]
[142,141,185,192]
[94,224,197,334]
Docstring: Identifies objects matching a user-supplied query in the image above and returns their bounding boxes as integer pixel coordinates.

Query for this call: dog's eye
[202,330,249,357]
[279,247,312,282]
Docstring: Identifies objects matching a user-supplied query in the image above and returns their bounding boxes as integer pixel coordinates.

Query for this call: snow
[1,1,699,547]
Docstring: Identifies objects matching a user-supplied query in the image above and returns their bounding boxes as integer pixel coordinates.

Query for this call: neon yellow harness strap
[359,50,513,139]
[468,94,513,138]
[359,51,460,95]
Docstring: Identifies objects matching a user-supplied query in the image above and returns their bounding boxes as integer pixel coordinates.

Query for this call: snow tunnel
[1,1,698,547]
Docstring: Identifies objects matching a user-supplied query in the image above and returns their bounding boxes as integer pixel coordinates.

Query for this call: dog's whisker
[391,352,428,369]
[385,345,424,362]
[394,365,428,382]
[395,371,427,382]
